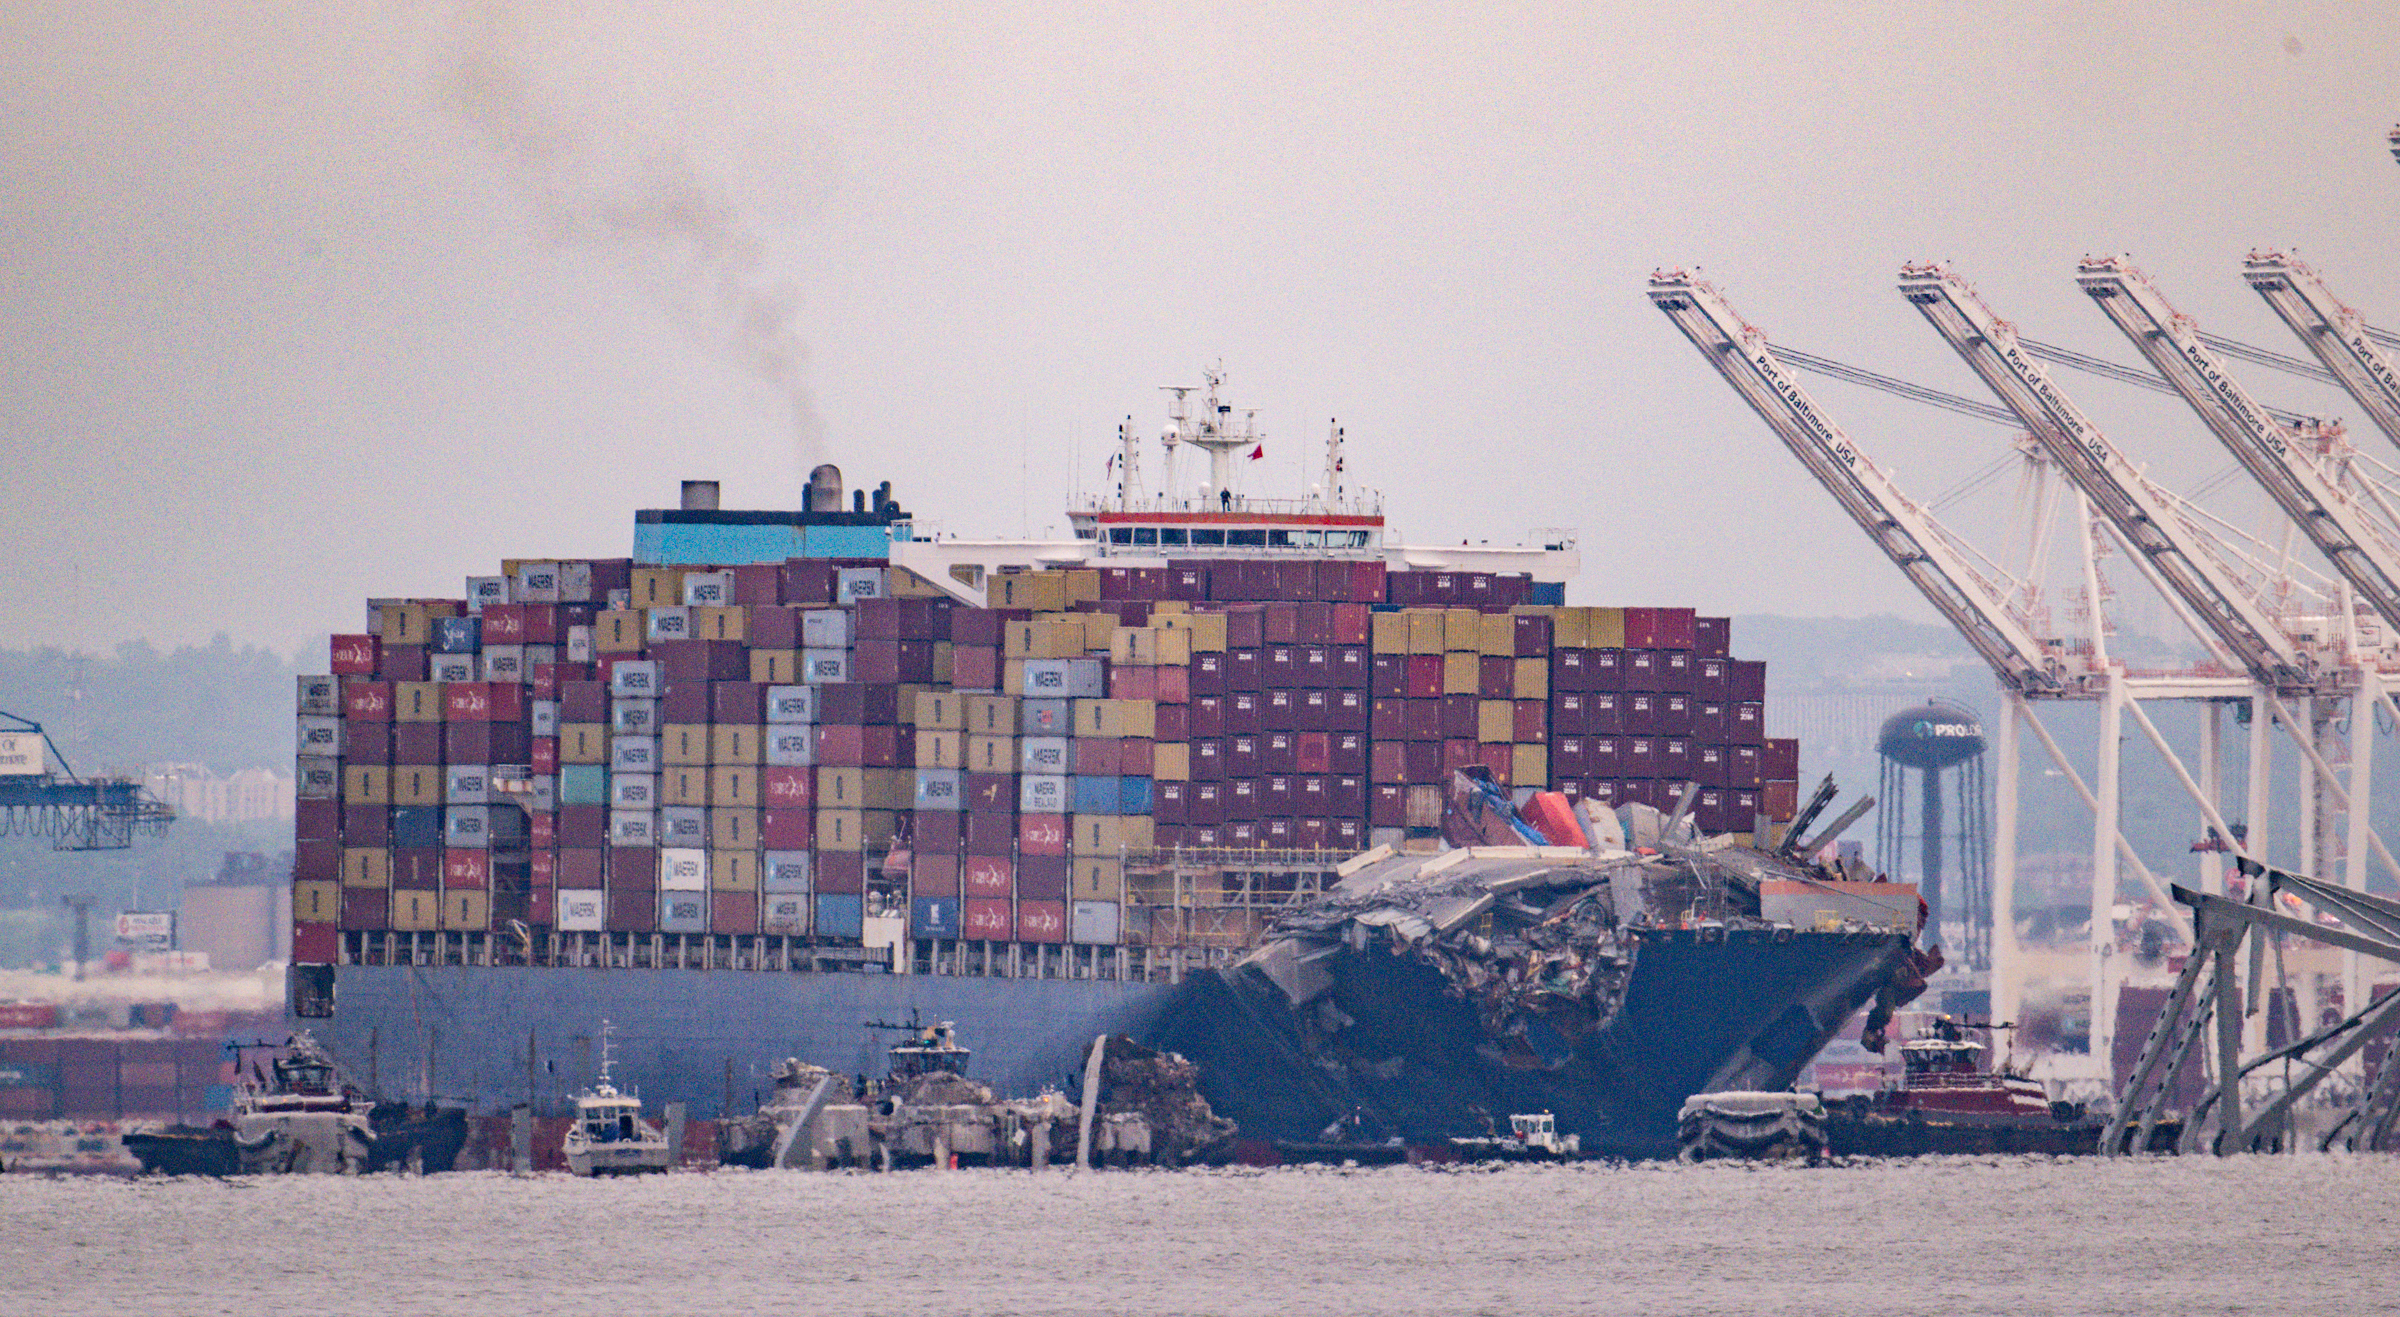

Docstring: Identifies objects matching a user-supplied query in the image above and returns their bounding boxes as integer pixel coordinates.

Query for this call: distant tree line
[0,637,301,778]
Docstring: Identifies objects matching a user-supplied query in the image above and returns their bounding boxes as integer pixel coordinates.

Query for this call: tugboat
[123,1033,375,1176]
[1823,1016,2104,1156]
[562,1023,674,1176]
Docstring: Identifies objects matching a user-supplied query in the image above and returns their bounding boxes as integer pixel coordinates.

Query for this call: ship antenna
[598,1019,617,1093]
[1324,418,1345,510]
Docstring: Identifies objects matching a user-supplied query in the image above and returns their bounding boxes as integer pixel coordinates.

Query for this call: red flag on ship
[1248,444,1264,461]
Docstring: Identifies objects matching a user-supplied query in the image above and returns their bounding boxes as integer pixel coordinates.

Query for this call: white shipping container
[608,810,658,847]
[1019,774,1068,814]
[296,757,340,799]
[763,851,812,893]
[659,807,707,847]
[296,716,345,757]
[609,773,657,811]
[609,736,659,774]
[610,660,661,698]
[1070,900,1121,946]
[646,606,691,642]
[444,765,492,805]
[527,775,557,813]
[835,567,885,603]
[610,699,660,735]
[557,890,606,932]
[430,654,478,684]
[1019,736,1070,774]
[1019,658,1104,699]
[762,892,811,935]
[557,560,595,603]
[801,650,849,685]
[764,727,814,767]
[530,700,559,737]
[660,890,709,933]
[296,676,340,716]
[445,805,492,849]
[660,847,709,891]
[481,644,526,683]
[564,625,595,663]
[800,610,851,649]
[465,576,508,613]
[511,561,561,603]
[681,571,733,607]
[765,685,817,724]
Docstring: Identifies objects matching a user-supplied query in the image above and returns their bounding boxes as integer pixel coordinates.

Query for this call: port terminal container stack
[296,497,1797,990]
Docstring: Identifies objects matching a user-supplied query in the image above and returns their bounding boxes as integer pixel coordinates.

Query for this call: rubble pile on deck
[1087,1035,1236,1166]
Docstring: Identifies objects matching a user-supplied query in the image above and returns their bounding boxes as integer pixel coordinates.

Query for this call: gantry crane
[0,713,175,851]
[2243,252,2400,454]
[1650,270,2208,1070]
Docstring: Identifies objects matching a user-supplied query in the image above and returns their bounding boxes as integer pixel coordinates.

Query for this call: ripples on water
[6,1156,2397,1316]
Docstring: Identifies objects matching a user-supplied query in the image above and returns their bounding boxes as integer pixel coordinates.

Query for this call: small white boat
[562,1023,672,1177]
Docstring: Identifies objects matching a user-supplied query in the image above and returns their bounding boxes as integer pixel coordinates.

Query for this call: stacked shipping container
[296,558,1798,963]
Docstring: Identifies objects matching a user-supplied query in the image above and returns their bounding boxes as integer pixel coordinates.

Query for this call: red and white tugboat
[1825,1017,2100,1157]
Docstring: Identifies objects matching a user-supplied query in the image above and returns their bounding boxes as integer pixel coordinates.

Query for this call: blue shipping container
[391,806,444,849]
[1118,776,1153,815]
[1072,775,1121,816]
[815,894,865,939]
[431,616,482,654]
[558,764,610,807]
[910,896,961,939]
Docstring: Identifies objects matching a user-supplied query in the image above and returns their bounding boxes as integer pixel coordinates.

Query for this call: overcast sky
[6,2,2397,663]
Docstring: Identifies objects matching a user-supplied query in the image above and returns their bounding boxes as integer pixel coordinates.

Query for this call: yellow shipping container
[887,566,946,599]
[1478,612,1516,657]
[630,568,686,609]
[1181,612,1230,652]
[1405,609,1445,654]
[1442,653,1480,695]
[711,850,761,891]
[1442,609,1483,653]
[394,681,443,722]
[932,642,954,685]
[710,808,760,849]
[1063,569,1103,606]
[1477,700,1514,744]
[1511,744,1548,787]
[391,766,442,808]
[1586,606,1627,650]
[1551,607,1589,649]
[442,890,490,931]
[662,767,709,807]
[294,881,341,924]
[1514,658,1549,699]
[965,694,1018,735]
[965,735,1016,774]
[661,724,709,767]
[709,765,759,808]
[815,808,865,851]
[391,890,439,932]
[914,690,965,730]
[596,609,646,653]
[859,809,900,848]
[1152,743,1191,781]
[343,765,391,806]
[863,769,914,811]
[815,768,868,808]
[915,729,965,769]
[558,724,608,764]
[692,605,746,642]
[710,724,761,765]
[1154,627,1192,666]
[341,849,390,889]
[1072,857,1125,902]
[1371,611,1410,654]
[1073,815,1122,853]
[749,649,797,684]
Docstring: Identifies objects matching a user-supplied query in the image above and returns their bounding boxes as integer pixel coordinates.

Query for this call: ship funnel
[680,480,720,512]
[806,464,845,513]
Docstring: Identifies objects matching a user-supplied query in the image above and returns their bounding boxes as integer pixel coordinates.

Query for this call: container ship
[287,371,1871,1153]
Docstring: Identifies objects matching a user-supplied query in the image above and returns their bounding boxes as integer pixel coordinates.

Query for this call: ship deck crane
[2243,251,2400,454]
[0,712,174,851]
[2076,257,2400,636]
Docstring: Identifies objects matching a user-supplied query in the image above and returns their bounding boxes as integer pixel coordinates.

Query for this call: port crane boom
[1899,264,2320,693]
[2243,251,2400,454]
[2076,257,2400,634]
[1648,270,2066,697]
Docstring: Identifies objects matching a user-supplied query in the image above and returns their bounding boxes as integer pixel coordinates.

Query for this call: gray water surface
[6,1156,2396,1316]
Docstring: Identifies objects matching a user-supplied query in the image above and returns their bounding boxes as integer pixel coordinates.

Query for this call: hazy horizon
[8,3,2397,665]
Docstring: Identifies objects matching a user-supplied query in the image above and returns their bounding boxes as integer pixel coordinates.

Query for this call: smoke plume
[435,3,824,472]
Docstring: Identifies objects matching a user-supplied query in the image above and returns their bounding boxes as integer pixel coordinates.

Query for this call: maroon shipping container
[557,848,605,889]
[1659,693,1694,737]
[1405,654,1443,699]
[1370,740,1408,784]
[1727,660,1768,702]
[813,727,865,765]
[1731,702,1767,746]
[1017,856,1069,901]
[560,681,610,722]
[605,888,657,932]
[710,891,759,935]
[446,722,529,764]
[662,684,712,723]
[1623,650,1662,693]
[1587,692,1625,735]
[339,888,388,931]
[297,799,340,841]
[344,681,393,722]
[854,597,903,640]
[294,840,338,882]
[1227,648,1263,692]
[1513,612,1553,657]
[392,848,442,890]
[1476,742,1511,783]
[965,809,1016,853]
[341,804,390,847]
[1188,782,1226,826]
[1371,654,1406,698]
[1552,692,1587,736]
[1477,656,1513,699]
[916,810,962,853]
[779,558,835,605]
[1440,695,1479,740]
[816,852,867,894]
[1331,730,1368,773]
[378,644,430,683]
[913,851,962,898]
[1189,739,1225,780]
[1694,616,1731,659]
[1587,649,1626,691]
[609,846,659,887]
[952,646,1000,691]
[1225,606,1266,649]
[950,607,1007,647]
[1227,692,1265,735]
[1659,649,1694,692]
[1763,737,1800,780]
[1154,780,1189,825]
[1074,738,1123,776]
[651,639,749,684]
[1513,700,1548,743]
[1553,735,1587,779]
[711,682,765,724]
[963,855,1012,897]
[558,805,607,848]
[343,724,392,766]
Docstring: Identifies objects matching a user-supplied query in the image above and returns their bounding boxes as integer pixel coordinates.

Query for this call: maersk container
[444,806,491,849]
[763,850,812,893]
[465,575,508,612]
[765,685,817,723]
[606,772,654,811]
[834,567,886,604]
[1019,736,1070,775]
[609,660,661,698]
[911,896,962,939]
[559,764,609,807]
[815,893,865,940]
[660,848,708,891]
[646,606,691,642]
[800,609,851,649]
[659,890,709,933]
[608,809,658,847]
[430,654,477,684]
[801,649,849,685]
[1020,658,1104,699]
[913,769,962,811]
[660,806,708,847]
[1019,774,1068,814]
[556,889,606,932]
[681,570,733,607]
[296,757,339,799]
[444,765,491,806]
[609,736,659,774]
[297,716,344,757]
[531,699,559,738]
[764,726,814,767]
[762,892,810,935]
[296,676,340,716]
[610,698,660,735]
